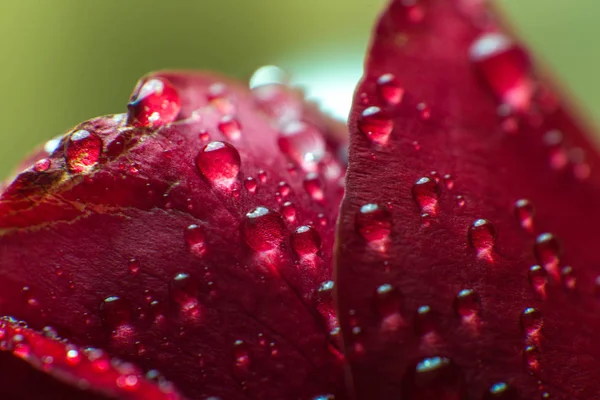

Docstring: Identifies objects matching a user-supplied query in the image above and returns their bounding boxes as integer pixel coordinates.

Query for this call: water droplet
[244,177,257,193]
[376,73,404,105]
[312,395,335,400]
[281,201,296,223]
[195,141,241,188]
[303,173,324,202]
[402,356,465,400]
[468,219,496,254]
[454,289,479,318]
[278,121,326,171]
[483,382,519,400]
[561,266,576,290]
[34,159,51,172]
[233,340,250,368]
[415,305,436,336]
[218,116,242,140]
[443,174,454,190]
[456,195,466,208]
[412,177,440,214]
[101,296,131,328]
[523,345,541,375]
[184,224,206,256]
[534,233,561,274]
[65,130,102,173]
[514,199,534,231]
[358,106,393,145]
[242,207,285,252]
[207,83,235,114]
[127,77,180,127]
[528,265,548,298]
[374,284,402,329]
[257,170,267,183]
[291,225,321,257]
[417,103,431,120]
[170,273,200,315]
[199,130,210,142]
[469,33,533,111]
[569,147,591,180]
[355,203,392,242]
[278,181,291,197]
[520,307,543,336]
[128,258,140,275]
[543,130,568,170]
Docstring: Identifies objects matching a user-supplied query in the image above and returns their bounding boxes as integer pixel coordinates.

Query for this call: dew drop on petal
[355,203,392,242]
[514,199,534,231]
[469,33,533,111]
[291,225,321,257]
[195,141,241,188]
[520,307,543,336]
[523,345,541,375]
[242,207,285,252]
[34,159,51,172]
[170,273,200,316]
[528,265,548,298]
[402,356,465,400]
[278,121,326,171]
[303,173,324,202]
[415,305,436,336]
[534,233,561,274]
[101,296,131,329]
[561,266,576,290]
[358,106,393,145]
[184,224,206,256]
[483,382,520,400]
[376,73,404,105]
[412,177,440,214]
[468,219,496,254]
[374,284,402,330]
[244,177,257,193]
[128,258,140,275]
[127,77,180,127]
[65,130,103,173]
[218,116,242,140]
[281,201,297,223]
[454,289,479,318]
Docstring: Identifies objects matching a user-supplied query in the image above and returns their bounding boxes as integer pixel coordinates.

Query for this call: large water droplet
[278,121,326,171]
[184,224,206,256]
[170,273,200,316]
[514,199,534,232]
[520,307,543,336]
[242,207,285,252]
[127,77,181,127]
[355,203,392,242]
[468,219,496,255]
[291,225,321,257]
[402,356,465,400]
[65,130,103,173]
[195,141,241,188]
[454,289,479,318]
[483,382,519,400]
[377,73,404,105]
[101,296,131,328]
[412,177,440,214]
[358,106,393,145]
[469,33,533,111]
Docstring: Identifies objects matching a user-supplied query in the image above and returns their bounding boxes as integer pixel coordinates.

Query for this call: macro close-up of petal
[1,0,600,399]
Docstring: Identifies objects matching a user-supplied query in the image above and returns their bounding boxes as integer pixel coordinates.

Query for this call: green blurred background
[1,0,599,178]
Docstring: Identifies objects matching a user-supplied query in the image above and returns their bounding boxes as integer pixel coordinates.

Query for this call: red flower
[1,1,599,399]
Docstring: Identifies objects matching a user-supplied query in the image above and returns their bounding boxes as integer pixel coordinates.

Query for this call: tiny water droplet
[278,121,326,171]
[456,195,466,207]
[374,284,402,320]
[281,201,297,223]
[170,273,200,315]
[233,340,250,368]
[65,130,102,173]
[127,77,180,127]
[469,33,533,111]
[454,289,479,318]
[278,181,291,197]
[34,159,51,172]
[257,170,267,183]
[242,207,285,252]
[291,225,321,257]
[412,177,440,214]
[358,106,393,145]
[355,203,392,242]
[184,224,206,256]
[534,233,561,273]
[483,382,519,400]
[468,219,496,253]
[520,307,543,336]
[417,103,431,120]
[128,258,140,275]
[528,265,548,298]
[514,199,534,231]
[443,174,454,190]
[218,116,242,140]
[101,296,131,328]
[543,130,568,170]
[402,356,465,400]
[523,345,541,375]
[376,73,404,105]
[561,266,576,290]
[244,177,257,193]
[196,141,241,188]
[303,173,324,201]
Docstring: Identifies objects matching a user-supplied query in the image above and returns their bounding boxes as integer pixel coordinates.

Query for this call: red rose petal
[336,1,600,399]
[0,71,347,399]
